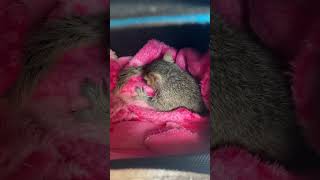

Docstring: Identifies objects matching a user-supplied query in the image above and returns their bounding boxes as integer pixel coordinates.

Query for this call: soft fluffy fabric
[212,0,320,179]
[0,0,108,179]
[110,40,210,160]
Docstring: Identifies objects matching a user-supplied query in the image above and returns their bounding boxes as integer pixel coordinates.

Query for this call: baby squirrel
[116,53,208,115]
[211,13,320,170]
[0,14,108,142]
[9,13,107,106]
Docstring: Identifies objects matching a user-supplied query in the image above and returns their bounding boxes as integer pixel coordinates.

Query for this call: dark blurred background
[111,0,210,18]
[110,0,210,56]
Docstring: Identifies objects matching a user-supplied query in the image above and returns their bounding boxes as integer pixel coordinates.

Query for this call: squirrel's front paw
[135,87,148,100]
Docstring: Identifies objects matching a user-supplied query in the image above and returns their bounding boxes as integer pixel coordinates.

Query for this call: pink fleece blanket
[212,0,320,179]
[110,40,210,160]
[0,0,108,179]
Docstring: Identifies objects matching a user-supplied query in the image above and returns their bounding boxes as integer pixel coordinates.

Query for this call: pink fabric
[212,0,320,179]
[0,0,108,179]
[110,40,210,160]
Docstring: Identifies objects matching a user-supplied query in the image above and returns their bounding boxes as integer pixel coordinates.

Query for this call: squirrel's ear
[163,52,174,63]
